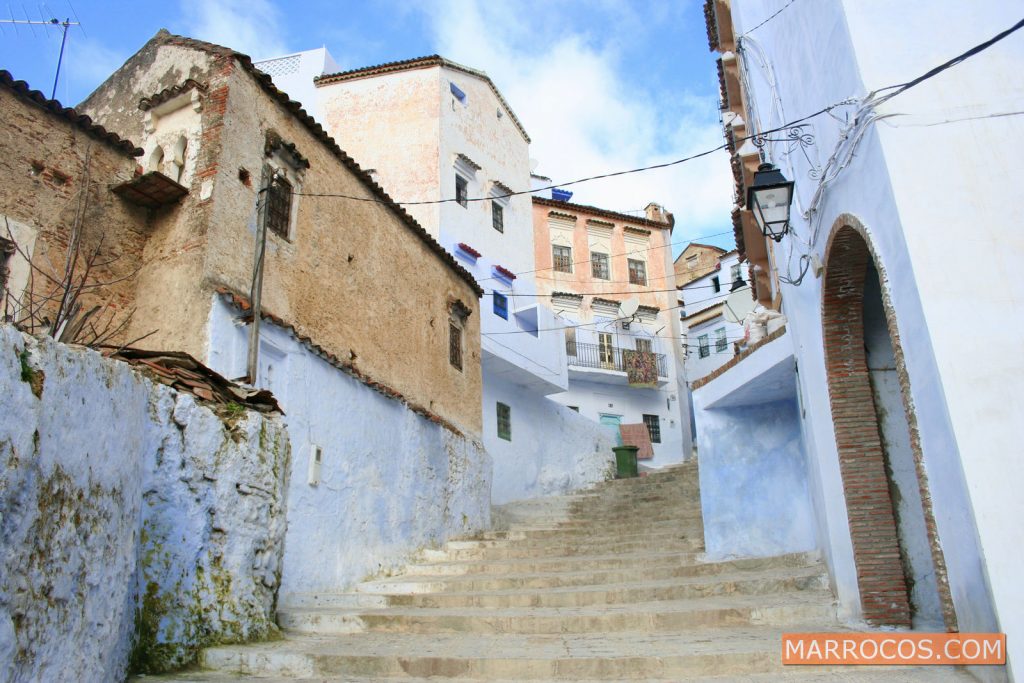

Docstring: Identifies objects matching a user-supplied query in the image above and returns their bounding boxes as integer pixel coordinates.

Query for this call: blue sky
[0,0,736,257]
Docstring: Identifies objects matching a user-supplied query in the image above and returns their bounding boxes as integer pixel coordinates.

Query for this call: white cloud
[418,0,734,246]
[180,0,289,60]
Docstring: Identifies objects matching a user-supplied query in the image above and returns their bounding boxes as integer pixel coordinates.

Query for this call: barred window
[553,245,573,273]
[643,414,661,444]
[698,334,710,358]
[496,402,511,441]
[492,201,504,232]
[456,175,468,208]
[591,252,610,280]
[266,173,292,238]
[715,327,728,352]
[731,263,742,283]
[636,338,652,354]
[449,322,463,370]
[627,258,647,285]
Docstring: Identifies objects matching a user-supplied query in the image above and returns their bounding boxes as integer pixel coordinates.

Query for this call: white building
[678,249,747,381]
[260,53,616,503]
[697,1,1024,678]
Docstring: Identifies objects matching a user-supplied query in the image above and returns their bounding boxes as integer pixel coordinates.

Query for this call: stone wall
[0,326,290,680]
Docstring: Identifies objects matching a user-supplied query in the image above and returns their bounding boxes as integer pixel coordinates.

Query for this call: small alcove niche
[262,131,309,241]
[139,80,205,188]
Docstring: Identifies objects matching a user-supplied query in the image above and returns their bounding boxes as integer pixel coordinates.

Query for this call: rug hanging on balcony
[623,350,658,387]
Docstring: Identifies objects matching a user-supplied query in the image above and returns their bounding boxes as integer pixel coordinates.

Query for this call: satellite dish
[723,286,755,323]
[620,297,640,319]
[529,158,540,173]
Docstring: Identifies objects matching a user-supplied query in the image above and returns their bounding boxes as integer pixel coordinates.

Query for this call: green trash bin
[613,445,639,479]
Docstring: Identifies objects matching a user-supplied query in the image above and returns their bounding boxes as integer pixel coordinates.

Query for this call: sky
[0,0,737,258]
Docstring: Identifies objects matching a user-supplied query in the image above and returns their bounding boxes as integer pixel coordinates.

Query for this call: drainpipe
[247,178,271,386]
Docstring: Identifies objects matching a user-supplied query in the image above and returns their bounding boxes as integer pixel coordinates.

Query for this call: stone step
[395,548,819,585]
[138,667,979,682]
[277,590,837,635]
[421,539,704,562]
[465,526,700,543]
[199,626,850,679]
[281,566,827,612]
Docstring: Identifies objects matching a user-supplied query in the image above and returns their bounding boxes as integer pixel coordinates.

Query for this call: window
[598,332,614,368]
[643,414,661,444]
[455,174,468,207]
[731,264,742,283]
[711,275,721,293]
[715,327,728,353]
[591,252,610,280]
[635,338,652,354]
[496,402,511,441]
[553,245,573,273]
[492,201,504,232]
[449,322,463,370]
[568,406,580,412]
[698,334,710,358]
[266,173,293,238]
[565,326,577,356]
[493,292,508,319]
[686,255,698,270]
[627,259,647,286]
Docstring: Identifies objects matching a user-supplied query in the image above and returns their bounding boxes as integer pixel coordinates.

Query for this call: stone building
[258,51,617,503]
[697,1,1022,678]
[531,195,691,465]
[3,29,493,609]
[673,241,726,286]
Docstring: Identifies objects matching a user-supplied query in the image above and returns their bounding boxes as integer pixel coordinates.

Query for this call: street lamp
[746,162,794,242]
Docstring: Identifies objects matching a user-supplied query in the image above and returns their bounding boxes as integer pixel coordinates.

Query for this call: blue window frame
[493,292,508,319]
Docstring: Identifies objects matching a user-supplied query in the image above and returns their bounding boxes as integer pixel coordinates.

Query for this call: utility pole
[247,178,271,386]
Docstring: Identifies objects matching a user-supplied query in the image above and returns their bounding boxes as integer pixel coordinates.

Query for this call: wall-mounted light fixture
[747,162,794,242]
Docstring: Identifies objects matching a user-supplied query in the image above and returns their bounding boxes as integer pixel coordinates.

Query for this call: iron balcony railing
[567,341,667,377]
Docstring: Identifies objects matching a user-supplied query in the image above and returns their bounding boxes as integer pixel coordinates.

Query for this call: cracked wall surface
[0,325,290,681]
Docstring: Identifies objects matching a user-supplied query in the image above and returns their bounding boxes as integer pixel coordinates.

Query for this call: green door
[600,414,623,445]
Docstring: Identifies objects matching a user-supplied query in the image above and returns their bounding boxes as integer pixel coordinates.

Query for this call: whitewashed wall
[206,297,492,602]
[0,325,289,680]
[486,374,617,505]
[731,0,1009,672]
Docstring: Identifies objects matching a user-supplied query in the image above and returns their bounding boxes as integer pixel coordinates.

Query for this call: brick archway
[821,216,956,630]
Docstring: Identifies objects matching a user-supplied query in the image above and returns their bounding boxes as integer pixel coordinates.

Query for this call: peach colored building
[531,196,691,464]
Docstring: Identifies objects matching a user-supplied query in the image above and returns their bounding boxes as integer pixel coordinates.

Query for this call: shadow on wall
[697,398,817,561]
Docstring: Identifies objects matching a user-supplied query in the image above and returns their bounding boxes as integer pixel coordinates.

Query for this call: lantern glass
[747,163,794,242]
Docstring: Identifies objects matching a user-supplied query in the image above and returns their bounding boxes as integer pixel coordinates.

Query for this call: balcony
[567,342,668,386]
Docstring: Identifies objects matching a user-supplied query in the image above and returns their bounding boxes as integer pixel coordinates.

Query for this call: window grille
[636,338,652,354]
[456,175,468,207]
[643,414,662,443]
[628,258,647,285]
[591,252,610,279]
[449,322,463,370]
[492,201,504,232]
[715,327,728,352]
[496,402,511,441]
[553,245,573,273]
[698,334,710,358]
[266,173,292,238]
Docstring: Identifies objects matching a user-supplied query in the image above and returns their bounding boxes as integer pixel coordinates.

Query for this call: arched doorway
[821,217,955,630]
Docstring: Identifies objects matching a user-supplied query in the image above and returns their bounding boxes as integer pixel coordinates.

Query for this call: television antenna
[1,6,83,100]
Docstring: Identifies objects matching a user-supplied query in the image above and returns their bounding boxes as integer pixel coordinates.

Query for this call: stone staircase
[150,461,975,682]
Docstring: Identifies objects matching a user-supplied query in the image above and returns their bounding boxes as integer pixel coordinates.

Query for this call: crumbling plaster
[0,326,290,680]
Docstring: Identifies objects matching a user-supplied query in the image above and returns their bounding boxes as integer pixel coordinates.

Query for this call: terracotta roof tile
[534,197,671,230]
[138,78,207,111]
[0,70,143,157]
